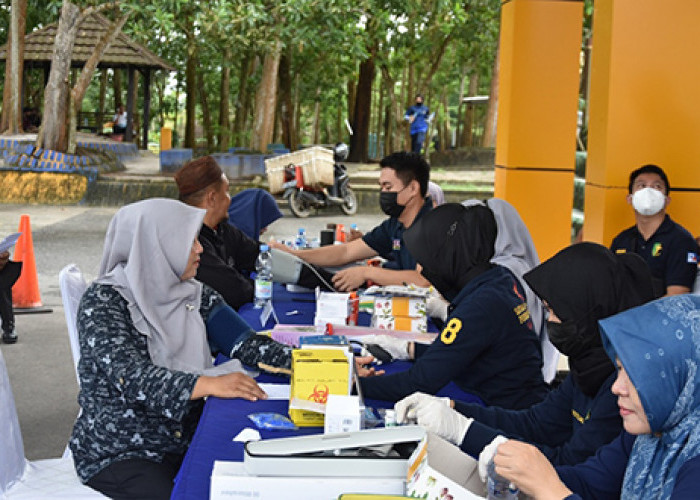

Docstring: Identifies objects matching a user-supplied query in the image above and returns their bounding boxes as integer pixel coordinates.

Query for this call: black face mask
[380,191,407,218]
[545,319,595,359]
[415,101,423,107]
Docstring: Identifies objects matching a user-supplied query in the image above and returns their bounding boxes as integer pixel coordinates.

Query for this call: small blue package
[248,412,298,431]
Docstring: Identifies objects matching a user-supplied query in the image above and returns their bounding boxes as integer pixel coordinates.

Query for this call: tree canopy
[1,0,508,157]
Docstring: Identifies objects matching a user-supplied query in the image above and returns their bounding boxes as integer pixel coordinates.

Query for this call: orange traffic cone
[12,214,43,309]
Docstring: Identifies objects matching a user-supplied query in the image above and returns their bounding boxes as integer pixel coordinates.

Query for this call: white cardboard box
[210,461,404,500]
[406,432,486,500]
[324,394,361,434]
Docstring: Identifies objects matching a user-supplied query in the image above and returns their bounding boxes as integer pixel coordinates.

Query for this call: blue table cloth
[171,284,483,499]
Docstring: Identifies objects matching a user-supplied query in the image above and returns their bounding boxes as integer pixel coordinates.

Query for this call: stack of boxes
[371,296,428,333]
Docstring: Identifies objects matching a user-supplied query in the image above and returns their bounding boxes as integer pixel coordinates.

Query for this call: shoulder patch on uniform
[688,252,698,264]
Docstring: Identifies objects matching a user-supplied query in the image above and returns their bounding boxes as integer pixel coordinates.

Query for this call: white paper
[0,233,21,254]
[258,383,291,400]
[233,428,262,442]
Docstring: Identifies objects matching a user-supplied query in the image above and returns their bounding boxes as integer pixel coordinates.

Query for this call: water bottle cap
[260,244,269,252]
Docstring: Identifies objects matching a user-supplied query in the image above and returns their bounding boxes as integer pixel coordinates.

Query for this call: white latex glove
[426,295,449,321]
[478,435,509,482]
[361,334,411,360]
[394,392,472,445]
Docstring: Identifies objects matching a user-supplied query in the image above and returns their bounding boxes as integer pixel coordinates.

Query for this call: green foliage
[6,0,504,149]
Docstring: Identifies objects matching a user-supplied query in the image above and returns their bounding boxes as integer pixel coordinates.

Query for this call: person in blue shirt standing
[405,94,430,154]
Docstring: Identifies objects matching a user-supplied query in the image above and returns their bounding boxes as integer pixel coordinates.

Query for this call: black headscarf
[404,203,497,302]
[524,242,656,396]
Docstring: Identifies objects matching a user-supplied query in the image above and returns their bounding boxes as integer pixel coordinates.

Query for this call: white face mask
[631,187,666,216]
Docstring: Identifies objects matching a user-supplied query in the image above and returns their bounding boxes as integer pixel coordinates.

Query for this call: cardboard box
[373,296,427,317]
[406,432,486,500]
[372,315,428,333]
[289,348,351,427]
[211,461,404,500]
[324,394,361,434]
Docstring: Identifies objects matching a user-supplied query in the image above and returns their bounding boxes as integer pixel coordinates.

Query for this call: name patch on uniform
[392,239,401,251]
[689,252,698,264]
[651,242,663,257]
[615,249,626,254]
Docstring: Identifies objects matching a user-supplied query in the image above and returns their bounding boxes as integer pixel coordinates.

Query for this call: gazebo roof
[0,12,174,71]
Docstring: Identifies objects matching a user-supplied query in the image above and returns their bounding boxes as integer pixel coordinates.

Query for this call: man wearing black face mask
[271,152,433,291]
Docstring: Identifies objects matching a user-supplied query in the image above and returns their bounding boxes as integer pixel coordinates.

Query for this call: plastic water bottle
[295,228,307,249]
[254,244,273,309]
[487,459,519,499]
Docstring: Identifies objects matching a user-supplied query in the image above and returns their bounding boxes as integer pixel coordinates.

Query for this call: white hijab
[463,198,558,382]
[97,198,244,376]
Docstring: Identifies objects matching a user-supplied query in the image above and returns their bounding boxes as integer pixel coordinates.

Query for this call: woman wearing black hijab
[360,203,549,409]
[394,242,656,475]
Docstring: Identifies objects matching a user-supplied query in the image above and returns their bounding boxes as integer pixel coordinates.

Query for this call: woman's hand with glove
[394,392,473,445]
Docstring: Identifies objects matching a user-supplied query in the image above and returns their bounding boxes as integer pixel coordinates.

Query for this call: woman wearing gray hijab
[69,199,286,499]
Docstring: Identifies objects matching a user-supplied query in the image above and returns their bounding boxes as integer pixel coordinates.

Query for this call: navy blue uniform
[557,432,700,499]
[362,197,432,271]
[457,372,620,466]
[610,215,699,292]
[359,265,548,409]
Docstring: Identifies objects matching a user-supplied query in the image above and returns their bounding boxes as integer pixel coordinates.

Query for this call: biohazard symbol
[309,384,330,403]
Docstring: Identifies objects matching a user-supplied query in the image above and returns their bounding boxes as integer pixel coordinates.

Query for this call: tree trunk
[347,79,356,132]
[198,67,214,152]
[482,43,499,148]
[67,11,128,152]
[184,7,197,149]
[232,53,253,146]
[278,50,295,150]
[218,47,231,149]
[250,40,282,152]
[440,90,450,151]
[1,0,27,133]
[98,69,108,125]
[348,54,375,162]
[463,72,479,146]
[112,68,122,109]
[312,86,321,144]
[36,1,81,151]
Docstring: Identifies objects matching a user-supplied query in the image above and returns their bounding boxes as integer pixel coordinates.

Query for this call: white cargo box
[265,146,334,194]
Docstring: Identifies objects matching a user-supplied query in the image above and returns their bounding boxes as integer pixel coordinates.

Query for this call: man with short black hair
[610,164,699,296]
[273,151,432,291]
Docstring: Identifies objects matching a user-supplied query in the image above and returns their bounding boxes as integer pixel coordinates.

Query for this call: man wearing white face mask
[610,164,699,296]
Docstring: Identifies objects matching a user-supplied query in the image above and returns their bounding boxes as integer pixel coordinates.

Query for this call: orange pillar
[494,0,584,260]
[584,0,700,244]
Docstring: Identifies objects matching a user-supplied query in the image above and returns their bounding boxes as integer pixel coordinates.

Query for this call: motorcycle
[282,143,357,218]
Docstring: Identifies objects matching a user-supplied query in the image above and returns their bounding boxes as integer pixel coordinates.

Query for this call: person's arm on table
[191,372,266,401]
[360,303,491,402]
[333,266,429,291]
[270,237,376,267]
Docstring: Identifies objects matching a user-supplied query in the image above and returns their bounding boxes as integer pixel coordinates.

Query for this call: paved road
[0,203,385,460]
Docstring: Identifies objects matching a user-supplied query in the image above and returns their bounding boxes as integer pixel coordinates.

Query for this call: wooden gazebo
[0,12,174,148]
